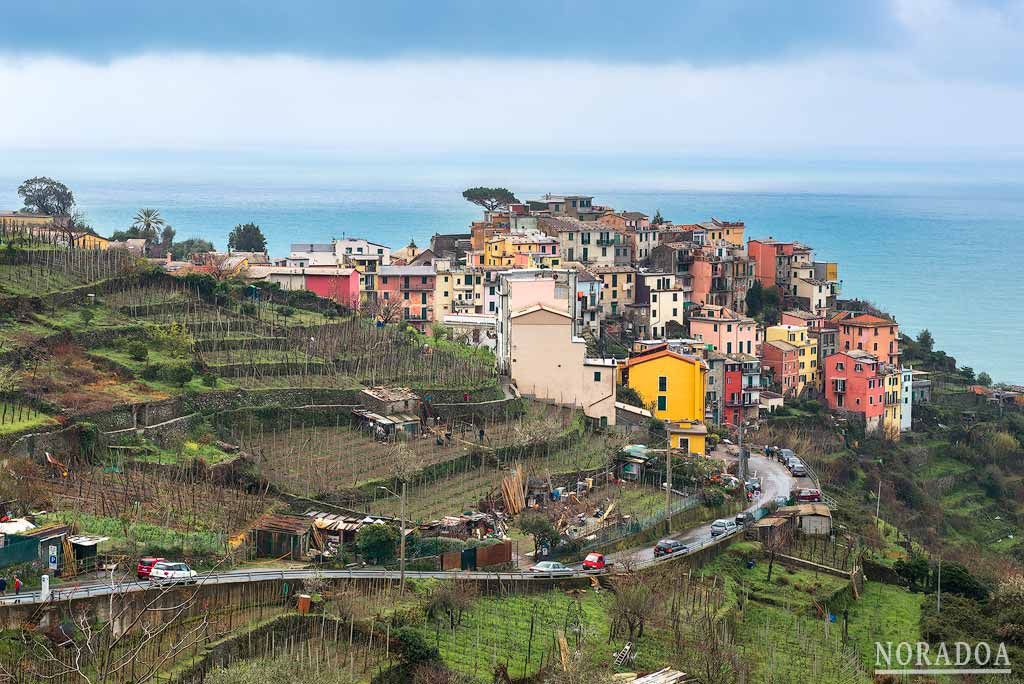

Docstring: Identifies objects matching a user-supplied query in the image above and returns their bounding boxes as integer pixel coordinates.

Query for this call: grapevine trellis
[0,222,138,296]
[103,279,496,389]
[26,459,271,553]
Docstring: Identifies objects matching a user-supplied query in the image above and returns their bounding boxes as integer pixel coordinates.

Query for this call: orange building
[832,312,899,366]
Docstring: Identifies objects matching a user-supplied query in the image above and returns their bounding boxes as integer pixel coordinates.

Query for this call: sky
[0,0,1022,158]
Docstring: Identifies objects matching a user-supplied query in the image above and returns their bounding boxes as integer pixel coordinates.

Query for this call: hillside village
[0,183,1022,683]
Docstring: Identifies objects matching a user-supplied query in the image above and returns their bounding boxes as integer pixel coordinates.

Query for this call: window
[657,396,667,411]
[593,371,602,381]
[836,362,845,371]
[443,291,449,297]
[658,376,667,391]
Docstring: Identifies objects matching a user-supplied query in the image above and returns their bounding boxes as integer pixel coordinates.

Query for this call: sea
[1,152,1021,383]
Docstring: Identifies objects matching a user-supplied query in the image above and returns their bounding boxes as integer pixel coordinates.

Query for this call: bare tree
[764,523,795,583]
[687,618,748,684]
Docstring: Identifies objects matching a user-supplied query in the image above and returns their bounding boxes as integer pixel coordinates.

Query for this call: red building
[824,350,886,433]
[760,339,800,396]
[722,354,761,425]
[378,265,436,330]
[832,312,899,366]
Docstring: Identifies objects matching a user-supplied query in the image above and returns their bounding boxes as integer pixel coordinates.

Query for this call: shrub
[165,365,194,387]
[79,307,94,326]
[278,306,295,318]
[127,342,149,362]
[356,524,400,565]
[201,372,218,388]
[239,302,257,317]
[703,486,726,508]
[394,627,439,666]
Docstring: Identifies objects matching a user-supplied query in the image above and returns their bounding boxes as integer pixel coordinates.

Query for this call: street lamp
[378,484,407,594]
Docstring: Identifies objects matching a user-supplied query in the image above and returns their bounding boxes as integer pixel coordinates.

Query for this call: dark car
[735,512,753,527]
[653,539,687,558]
[136,556,165,580]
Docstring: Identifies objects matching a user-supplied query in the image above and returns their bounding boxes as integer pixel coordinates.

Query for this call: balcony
[400,281,434,291]
[596,237,620,246]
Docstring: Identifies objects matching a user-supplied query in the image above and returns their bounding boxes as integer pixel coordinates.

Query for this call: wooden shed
[249,514,313,560]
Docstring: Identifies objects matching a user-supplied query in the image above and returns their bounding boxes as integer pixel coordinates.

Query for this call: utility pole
[665,446,673,534]
[399,479,407,595]
[937,557,942,614]
[875,479,882,520]
[737,420,748,482]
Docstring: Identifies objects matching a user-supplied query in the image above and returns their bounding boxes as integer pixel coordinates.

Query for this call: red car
[582,553,607,571]
[137,556,165,580]
[794,488,823,503]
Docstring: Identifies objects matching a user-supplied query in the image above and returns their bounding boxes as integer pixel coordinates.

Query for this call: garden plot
[0,245,137,297]
[367,435,624,523]
[30,462,275,551]
[230,407,574,500]
[0,400,56,434]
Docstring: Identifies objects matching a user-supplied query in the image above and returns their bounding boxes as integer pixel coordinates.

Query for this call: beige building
[588,265,636,318]
[434,263,484,319]
[508,304,616,426]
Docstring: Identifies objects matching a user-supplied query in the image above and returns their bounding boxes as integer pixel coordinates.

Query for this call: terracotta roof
[620,347,702,369]
[844,314,894,326]
[763,339,798,353]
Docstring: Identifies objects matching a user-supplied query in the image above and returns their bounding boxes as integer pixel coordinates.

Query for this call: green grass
[702,542,851,611]
[110,439,238,466]
[38,511,227,556]
[0,401,56,434]
[846,581,922,671]
[408,588,611,682]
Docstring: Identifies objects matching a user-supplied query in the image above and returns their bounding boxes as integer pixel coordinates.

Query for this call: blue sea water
[1,154,1021,383]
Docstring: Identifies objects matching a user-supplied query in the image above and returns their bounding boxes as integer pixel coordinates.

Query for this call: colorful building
[377,265,436,330]
[832,312,900,366]
[760,340,800,396]
[687,304,760,356]
[722,354,761,426]
[900,367,914,432]
[480,233,560,268]
[504,303,617,426]
[764,324,818,394]
[882,365,903,440]
[618,345,707,455]
[589,265,636,318]
[823,350,887,435]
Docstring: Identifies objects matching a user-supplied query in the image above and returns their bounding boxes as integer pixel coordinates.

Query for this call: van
[710,519,738,537]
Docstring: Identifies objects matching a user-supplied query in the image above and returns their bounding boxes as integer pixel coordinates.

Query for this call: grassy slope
[845,581,923,671]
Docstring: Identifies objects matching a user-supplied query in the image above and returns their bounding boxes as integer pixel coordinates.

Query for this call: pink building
[377,265,436,330]
[760,339,800,396]
[305,270,360,308]
[688,304,760,356]
[831,312,900,366]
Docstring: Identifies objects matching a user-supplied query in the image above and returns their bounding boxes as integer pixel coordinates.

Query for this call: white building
[900,367,914,432]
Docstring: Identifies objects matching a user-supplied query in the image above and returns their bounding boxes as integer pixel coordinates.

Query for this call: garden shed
[249,514,313,560]
[777,503,833,536]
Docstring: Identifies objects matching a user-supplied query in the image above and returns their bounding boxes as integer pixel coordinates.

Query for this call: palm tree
[131,208,165,242]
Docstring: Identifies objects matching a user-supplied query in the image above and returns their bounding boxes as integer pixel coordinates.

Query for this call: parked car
[795,488,823,503]
[136,556,165,580]
[745,477,762,493]
[778,448,795,464]
[773,495,790,509]
[785,456,802,471]
[148,561,198,584]
[735,512,753,527]
[790,461,808,477]
[528,561,573,575]
[710,519,739,537]
[653,539,688,558]
[582,553,609,571]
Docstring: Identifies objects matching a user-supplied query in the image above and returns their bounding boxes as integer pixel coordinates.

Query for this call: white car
[148,561,198,584]
[528,561,573,575]
[710,519,739,537]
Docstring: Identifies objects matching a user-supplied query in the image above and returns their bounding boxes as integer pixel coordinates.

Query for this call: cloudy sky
[0,0,1022,158]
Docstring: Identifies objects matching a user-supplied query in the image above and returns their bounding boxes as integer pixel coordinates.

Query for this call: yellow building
[74,233,110,250]
[482,234,559,267]
[882,365,902,441]
[700,219,745,246]
[434,266,484,319]
[618,346,708,455]
[765,324,819,394]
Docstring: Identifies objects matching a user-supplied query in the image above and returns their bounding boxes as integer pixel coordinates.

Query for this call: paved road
[0,566,589,608]
[608,448,803,565]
